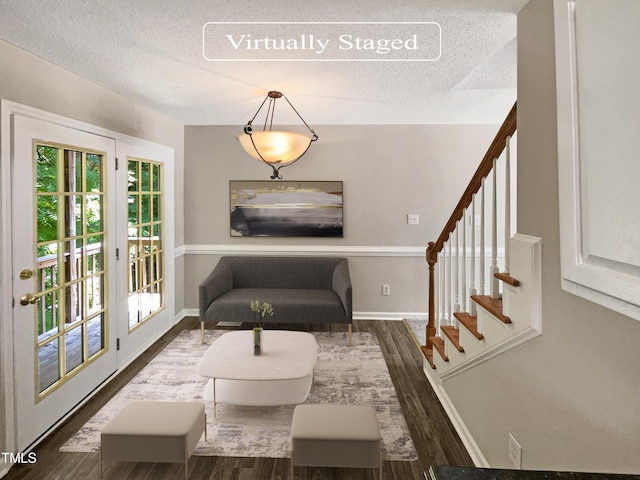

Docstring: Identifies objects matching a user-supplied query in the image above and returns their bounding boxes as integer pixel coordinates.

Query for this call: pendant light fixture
[237,91,318,179]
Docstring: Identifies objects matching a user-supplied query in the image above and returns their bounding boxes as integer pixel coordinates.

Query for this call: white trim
[561,279,640,321]
[422,365,489,467]
[0,99,172,153]
[176,308,193,321]
[178,244,506,259]
[438,326,541,381]
[553,1,640,322]
[182,244,426,257]
[354,311,426,321]
[0,100,17,464]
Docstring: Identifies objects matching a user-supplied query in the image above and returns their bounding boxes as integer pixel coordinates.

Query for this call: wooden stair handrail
[425,102,517,350]
[426,102,517,264]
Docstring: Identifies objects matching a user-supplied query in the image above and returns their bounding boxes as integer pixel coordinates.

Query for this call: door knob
[20,293,39,306]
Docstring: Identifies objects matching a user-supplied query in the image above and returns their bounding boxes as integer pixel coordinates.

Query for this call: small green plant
[250,301,274,319]
[250,301,273,355]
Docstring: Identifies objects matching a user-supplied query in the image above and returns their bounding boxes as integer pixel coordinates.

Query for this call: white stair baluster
[444,241,450,328]
[469,193,477,316]
[437,251,443,333]
[453,222,460,316]
[490,157,500,299]
[504,135,512,274]
[448,238,454,325]
[461,209,467,316]
[479,177,486,297]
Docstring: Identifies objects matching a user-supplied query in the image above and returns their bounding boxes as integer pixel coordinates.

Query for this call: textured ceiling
[0,0,528,125]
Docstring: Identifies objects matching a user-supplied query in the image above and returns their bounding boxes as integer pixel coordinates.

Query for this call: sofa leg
[201,322,205,344]
[348,324,352,347]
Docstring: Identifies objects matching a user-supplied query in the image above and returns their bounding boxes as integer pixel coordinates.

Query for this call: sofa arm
[199,260,233,321]
[332,259,353,318]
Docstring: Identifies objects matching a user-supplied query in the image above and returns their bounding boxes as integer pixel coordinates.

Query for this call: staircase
[421,103,542,380]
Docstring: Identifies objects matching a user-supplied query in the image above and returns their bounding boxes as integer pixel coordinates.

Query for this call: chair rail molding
[554,0,640,321]
[181,244,427,257]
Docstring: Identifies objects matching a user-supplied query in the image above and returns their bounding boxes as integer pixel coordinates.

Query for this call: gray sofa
[198,256,353,344]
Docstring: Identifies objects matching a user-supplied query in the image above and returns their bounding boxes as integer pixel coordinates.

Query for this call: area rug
[405,318,427,346]
[61,330,417,461]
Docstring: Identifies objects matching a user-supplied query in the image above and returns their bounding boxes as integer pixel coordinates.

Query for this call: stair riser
[458,327,486,358]
[434,351,453,372]
[442,337,466,364]
[477,307,512,344]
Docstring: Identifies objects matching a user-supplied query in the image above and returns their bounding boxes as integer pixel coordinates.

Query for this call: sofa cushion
[223,256,342,290]
[205,288,349,324]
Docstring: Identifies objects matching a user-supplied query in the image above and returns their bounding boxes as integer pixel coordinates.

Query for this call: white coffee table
[197,330,318,417]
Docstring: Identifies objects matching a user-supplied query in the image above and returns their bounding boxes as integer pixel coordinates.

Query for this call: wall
[441,1,640,473]
[0,39,184,459]
[183,124,498,317]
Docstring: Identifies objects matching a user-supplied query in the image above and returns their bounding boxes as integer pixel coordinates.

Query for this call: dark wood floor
[4,318,473,480]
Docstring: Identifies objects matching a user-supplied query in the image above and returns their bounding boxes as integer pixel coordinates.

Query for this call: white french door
[11,115,118,451]
[114,139,175,366]
[3,102,175,456]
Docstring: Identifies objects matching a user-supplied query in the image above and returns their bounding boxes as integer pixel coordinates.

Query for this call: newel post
[426,242,438,348]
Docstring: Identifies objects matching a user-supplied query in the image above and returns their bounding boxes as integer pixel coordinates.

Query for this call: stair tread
[454,312,485,340]
[471,295,512,324]
[421,346,436,369]
[441,325,464,352]
[494,271,521,287]
[429,336,449,362]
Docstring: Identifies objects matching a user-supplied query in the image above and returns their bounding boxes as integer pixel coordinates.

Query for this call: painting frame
[229,180,344,237]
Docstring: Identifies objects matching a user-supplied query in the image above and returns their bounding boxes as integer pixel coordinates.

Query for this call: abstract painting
[230,181,343,237]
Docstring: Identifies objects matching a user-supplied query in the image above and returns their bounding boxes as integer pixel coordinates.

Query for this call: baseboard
[422,365,490,468]
[175,308,190,322]
[354,312,428,321]
[181,308,198,318]
[180,308,427,322]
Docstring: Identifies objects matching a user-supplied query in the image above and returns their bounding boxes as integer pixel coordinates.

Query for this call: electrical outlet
[508,433,522,469]
[382,284,391,296]
[407,214,419,225]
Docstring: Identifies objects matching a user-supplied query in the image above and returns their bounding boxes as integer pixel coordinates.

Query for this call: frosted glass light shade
[237,131,313,165]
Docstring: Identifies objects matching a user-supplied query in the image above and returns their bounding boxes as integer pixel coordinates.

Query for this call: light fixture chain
[282,94,317,139]
[249,95,270,127]
[268,97,276,131]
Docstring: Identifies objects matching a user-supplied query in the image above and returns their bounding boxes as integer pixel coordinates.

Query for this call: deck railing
[36,237,161,335]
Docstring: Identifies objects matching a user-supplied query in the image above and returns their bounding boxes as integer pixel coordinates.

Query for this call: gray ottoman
[100,401,206,479]
[291,404,382,479]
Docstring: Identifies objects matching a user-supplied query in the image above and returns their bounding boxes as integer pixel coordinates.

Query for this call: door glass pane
[36,290,60,341]
[35,143,108,397]
[141,162,150,191]
[38,339,60,393]
[65,327,84,374]
[86,153,102,192]
[127,157,164,330]
[37,196,58,243]
[86,194,103,234]
[36,145,58,193]
[87,315,104,358]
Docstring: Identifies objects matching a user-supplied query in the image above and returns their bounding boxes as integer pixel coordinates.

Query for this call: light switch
[407,214,419,225]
